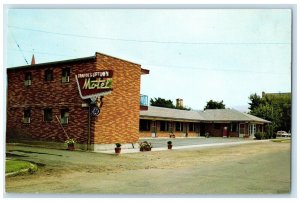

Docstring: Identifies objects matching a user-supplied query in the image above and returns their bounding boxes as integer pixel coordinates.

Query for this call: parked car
[276,131,291,138]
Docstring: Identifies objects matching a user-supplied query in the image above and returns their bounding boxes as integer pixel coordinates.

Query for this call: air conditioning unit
[61,117,69,124]
[23,117,31,123]
[24,80,32,86]
[62,76,70,83]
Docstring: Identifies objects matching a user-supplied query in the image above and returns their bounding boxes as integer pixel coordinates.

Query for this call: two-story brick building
[6,52,149,151]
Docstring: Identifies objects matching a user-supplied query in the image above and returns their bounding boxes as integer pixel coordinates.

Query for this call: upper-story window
[44,108,53,122]
[45,69,53,81]
[62,68,70,83]
[24,72,32,86]
[22,109,31,123]
[60,108,69,124]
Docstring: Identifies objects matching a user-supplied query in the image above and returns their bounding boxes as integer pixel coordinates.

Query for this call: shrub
[254,132,265,140]
[65,138,76,145]
[115,143,121,148]
[167,141,172,145]
[139,141,152,151]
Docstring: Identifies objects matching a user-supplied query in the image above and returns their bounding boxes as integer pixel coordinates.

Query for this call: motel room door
[239,123,245,138]
[151,121,157,138]
[248,124,256,138]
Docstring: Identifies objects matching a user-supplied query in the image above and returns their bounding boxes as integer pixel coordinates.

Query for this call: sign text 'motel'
[76,70,113,99]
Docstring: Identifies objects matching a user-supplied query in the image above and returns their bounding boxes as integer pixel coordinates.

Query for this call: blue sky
[5,9,291,111]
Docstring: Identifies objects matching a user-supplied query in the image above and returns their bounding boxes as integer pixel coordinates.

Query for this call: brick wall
[7,60,95,144]
[6,53,143,146]
[139,120,200,138]
[92,53,142,144]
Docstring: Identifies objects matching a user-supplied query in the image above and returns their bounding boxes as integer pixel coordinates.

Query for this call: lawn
[6,159,33,173]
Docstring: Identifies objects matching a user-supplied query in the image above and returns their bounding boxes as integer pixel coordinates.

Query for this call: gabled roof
[140,106,204,121]
[140,106,270,123]
[200,109,271,123]
[242,113,271,123]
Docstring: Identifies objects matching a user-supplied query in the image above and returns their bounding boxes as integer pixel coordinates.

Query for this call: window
[160,121,169,132]
[231,123,237,132]
[140,120,150,131]
[23,109,31,123]
[189,123,194,132]
[44,108,52,122]
[176,122,182,131]
[60,108,69,124]
[62,68,70,83]
[24,72,32,86]
[45,69,53,81]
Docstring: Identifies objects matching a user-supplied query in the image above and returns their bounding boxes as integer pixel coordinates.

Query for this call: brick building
[139,106,270,138]
[6,52,149,150]
[6,52,271,151]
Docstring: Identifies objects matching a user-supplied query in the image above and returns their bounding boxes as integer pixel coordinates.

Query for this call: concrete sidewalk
[97,139,270,154]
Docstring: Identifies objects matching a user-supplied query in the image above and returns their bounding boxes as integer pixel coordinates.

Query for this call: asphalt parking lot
[140,137,254,148]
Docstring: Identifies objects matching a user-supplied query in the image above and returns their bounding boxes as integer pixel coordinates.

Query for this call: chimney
[31,54,36,65]
[176,98,183,108]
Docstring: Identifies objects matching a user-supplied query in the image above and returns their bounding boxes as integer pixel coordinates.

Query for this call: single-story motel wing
[140,106,270,139]
[6,52,270,151]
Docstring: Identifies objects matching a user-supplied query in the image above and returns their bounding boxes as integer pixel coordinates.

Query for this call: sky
[5,9,292,111]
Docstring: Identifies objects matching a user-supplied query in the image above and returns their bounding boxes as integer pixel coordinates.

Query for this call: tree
[248,93,263,111]
[150,97,191,110]
[248,92,291,133]
[150,97,175,109]
[204,100,225,110]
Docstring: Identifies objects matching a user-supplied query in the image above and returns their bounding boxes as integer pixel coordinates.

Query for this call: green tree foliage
[150,97,175,108]
[248,93,264,111]
[248,93,291,133]
[150,97,191,110]
[204,100,225,110]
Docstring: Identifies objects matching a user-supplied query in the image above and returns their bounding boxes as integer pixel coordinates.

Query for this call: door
[248,124,256,137]
[183,123,188,137]
[151,121,157,138]
[239,123,245,137]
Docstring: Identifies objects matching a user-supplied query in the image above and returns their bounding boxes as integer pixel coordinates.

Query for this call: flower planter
[140,148,151,152]
[67,143,75,151]
[168,144,173,150]
[115,147,121,154]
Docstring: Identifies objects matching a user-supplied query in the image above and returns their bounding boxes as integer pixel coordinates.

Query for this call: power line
[9,29,29,64]
[144,63,290,75]
[8,25,290,46]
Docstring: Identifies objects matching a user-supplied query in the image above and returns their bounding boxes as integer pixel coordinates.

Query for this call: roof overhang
[141,68,150,75]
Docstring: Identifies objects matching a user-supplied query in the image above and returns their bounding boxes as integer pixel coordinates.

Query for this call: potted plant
[115,143,122,154]
[167,141,173,149]
[139,141,152,152]
[65,138,76,151]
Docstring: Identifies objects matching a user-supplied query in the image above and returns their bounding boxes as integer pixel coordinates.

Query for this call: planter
[140,148,151,152]
[168,144,173,150]
[67,143,75,151]
[115,147,121,154]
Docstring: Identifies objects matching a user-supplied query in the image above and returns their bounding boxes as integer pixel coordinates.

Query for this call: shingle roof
[140,106,270,123]
[140,106,204,121]
[242,113,271,123]
[200,109,271,123]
